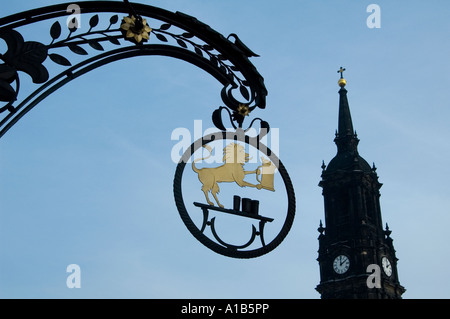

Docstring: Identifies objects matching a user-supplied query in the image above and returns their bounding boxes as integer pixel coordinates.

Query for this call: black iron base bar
[193,202,273,222]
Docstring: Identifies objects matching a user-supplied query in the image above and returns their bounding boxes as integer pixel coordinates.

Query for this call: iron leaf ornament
[0,1,268,137]
[0,29,49,84]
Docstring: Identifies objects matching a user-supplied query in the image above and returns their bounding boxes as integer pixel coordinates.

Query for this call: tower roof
[337,87,354,138]
[324,68,372,174]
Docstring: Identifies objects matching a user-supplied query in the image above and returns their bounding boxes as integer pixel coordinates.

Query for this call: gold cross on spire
[337,66,346,79]
[337,66,347,87]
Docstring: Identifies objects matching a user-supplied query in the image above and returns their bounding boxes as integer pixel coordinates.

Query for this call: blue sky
[1,0,450,298]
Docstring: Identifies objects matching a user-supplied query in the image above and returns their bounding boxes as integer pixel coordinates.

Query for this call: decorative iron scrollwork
[0,2,294,259]
[0,1,267,138]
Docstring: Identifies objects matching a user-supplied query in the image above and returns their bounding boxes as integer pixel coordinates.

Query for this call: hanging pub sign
[173,123,295,259]
[0,0,296,259]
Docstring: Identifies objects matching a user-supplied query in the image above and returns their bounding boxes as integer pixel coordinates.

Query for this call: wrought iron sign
[174,128,295,258]
[0,1,295,258]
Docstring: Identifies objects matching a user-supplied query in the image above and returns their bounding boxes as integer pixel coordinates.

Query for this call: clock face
[333,255,350,274]
[382,256,393,277]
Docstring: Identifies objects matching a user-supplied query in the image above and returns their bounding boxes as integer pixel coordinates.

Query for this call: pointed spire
[337,76,354,137]
[334,67,359,153]
[324,68,372,174]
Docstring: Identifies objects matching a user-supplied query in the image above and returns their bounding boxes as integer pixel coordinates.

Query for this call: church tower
[315,68,405,299]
